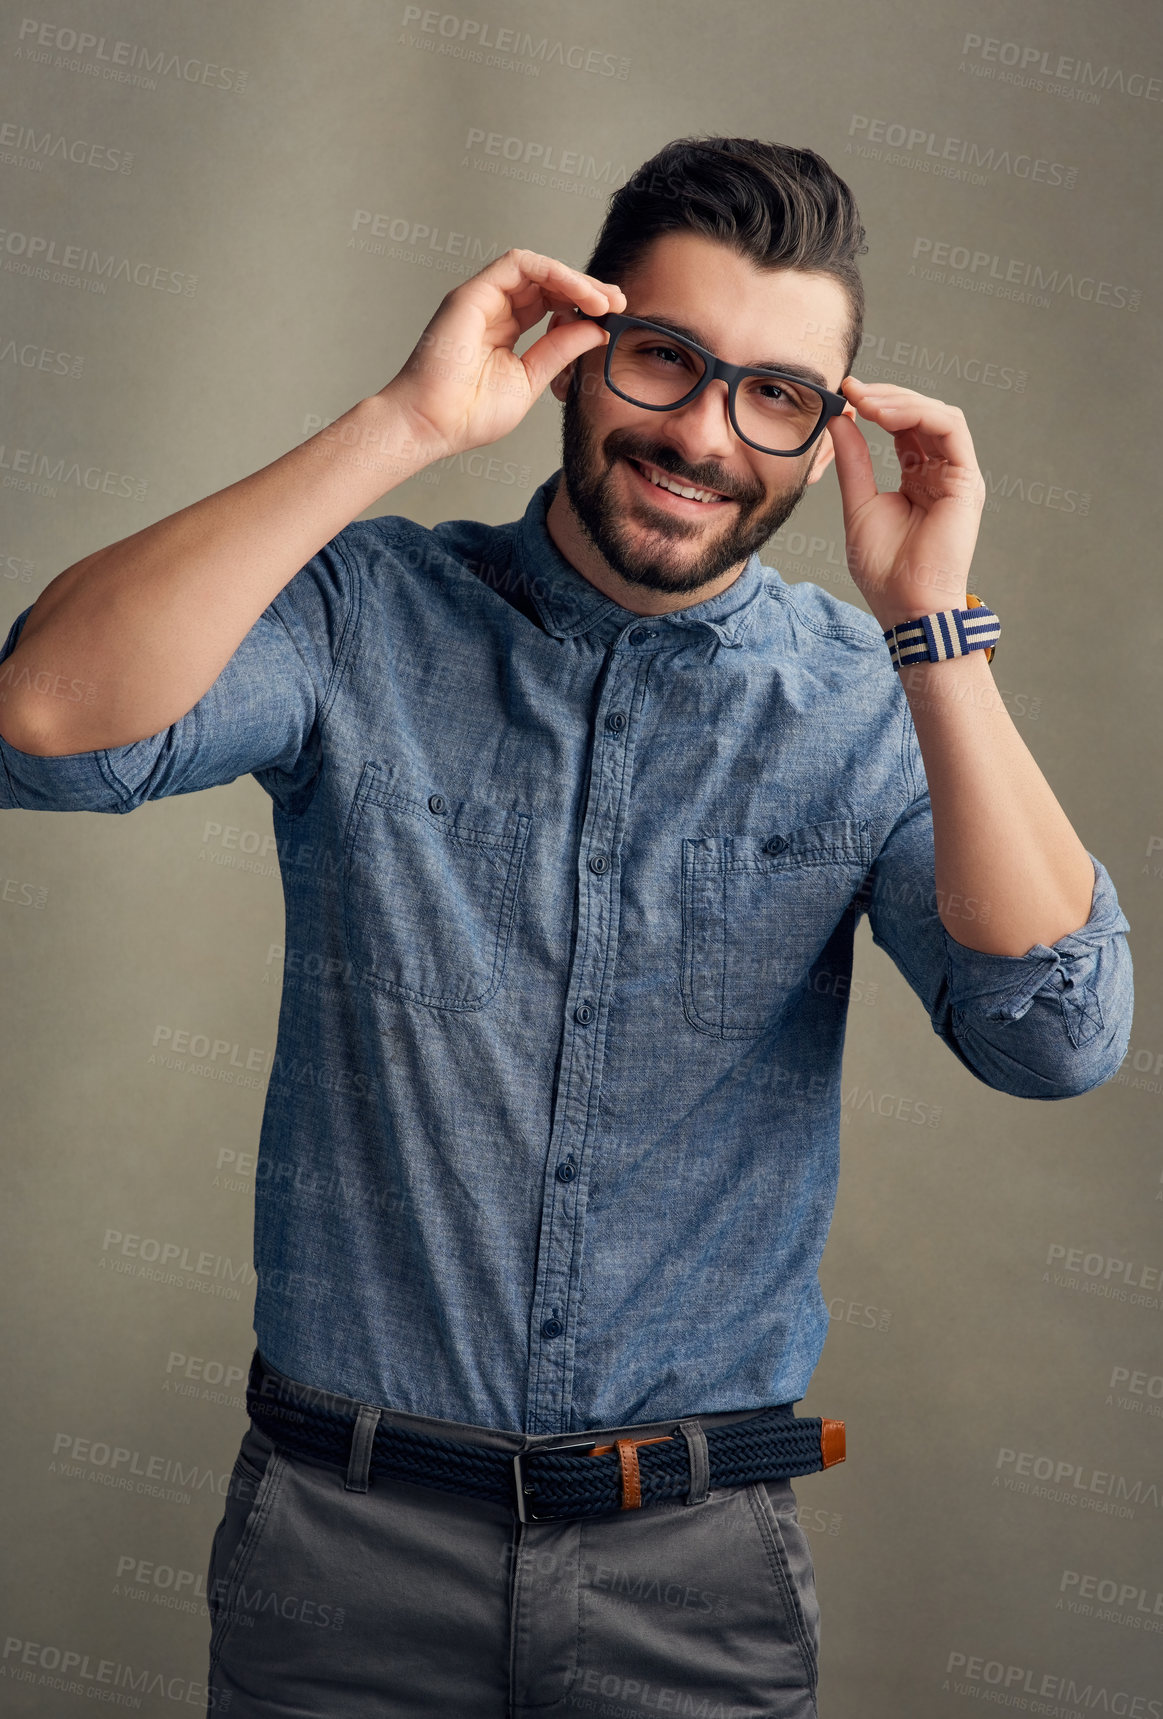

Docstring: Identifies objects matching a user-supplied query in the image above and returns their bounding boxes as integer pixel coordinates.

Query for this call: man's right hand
[0,252,626,759]
[383,248,626,465]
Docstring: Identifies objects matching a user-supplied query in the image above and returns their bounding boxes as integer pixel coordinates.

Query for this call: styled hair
[582,136,868,375]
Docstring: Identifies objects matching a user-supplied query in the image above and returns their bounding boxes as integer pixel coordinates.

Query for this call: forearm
[0,389,429,756]
[897,650,1096,955]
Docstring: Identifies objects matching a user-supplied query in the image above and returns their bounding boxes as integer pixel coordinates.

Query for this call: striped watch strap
[883,593,1000,669]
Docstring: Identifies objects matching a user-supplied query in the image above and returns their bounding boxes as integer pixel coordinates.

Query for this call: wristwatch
[882,593,999,670]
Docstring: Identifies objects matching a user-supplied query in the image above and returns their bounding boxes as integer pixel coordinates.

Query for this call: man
[0,137,1132,1717]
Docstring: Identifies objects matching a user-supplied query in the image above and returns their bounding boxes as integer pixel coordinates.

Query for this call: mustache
[607,444,758,505]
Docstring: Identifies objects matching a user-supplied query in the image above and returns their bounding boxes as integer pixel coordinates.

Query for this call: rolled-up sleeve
[860,784,1134,1100]
[0,536,354,817]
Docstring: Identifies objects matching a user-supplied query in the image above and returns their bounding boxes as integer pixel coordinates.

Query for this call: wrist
[881,594,999,672]
[868,593,969,631]
[365,386,452,475]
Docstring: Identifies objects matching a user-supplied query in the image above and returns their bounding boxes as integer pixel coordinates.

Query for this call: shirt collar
[513,468,771,649]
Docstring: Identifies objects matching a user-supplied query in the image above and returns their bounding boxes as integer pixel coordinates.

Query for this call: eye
[644,343,690,369]
[743,375,819,416]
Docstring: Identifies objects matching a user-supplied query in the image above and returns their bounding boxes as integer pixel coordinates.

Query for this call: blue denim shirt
[0,469,1133,1434]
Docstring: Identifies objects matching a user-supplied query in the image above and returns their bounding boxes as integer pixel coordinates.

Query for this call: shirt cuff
[0,729,139,812]
[940,852,1130,1031]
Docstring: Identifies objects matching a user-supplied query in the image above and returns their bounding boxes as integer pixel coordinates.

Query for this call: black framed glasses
[573,310,847,457]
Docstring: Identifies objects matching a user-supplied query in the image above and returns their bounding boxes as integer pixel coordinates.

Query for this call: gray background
[0,0,1159,1712]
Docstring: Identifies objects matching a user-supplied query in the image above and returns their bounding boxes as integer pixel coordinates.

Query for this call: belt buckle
[513,1429,676,1522]
[513,1435,597,1524]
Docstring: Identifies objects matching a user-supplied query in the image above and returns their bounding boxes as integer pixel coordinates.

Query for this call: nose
[654,377,739,470]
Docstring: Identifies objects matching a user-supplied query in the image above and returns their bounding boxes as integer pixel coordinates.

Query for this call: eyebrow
[629,311,834,392]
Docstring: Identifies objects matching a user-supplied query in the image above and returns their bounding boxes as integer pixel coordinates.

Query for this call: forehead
[616,231,852,385]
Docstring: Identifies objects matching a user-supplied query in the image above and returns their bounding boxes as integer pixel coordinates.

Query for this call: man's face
[548,231,856,601]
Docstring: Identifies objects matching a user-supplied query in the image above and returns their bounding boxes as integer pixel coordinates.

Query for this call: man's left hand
[825,378,987,629]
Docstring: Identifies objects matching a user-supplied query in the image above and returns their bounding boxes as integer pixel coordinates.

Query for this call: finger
[825,410,879,522]
[484,259,625,346]
[517,320,613,402]
[479,248,626,317]
[850,392,977,474]
[842,379,978,472]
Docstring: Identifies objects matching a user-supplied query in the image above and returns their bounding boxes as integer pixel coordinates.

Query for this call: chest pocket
[681,816,872,1038]
[342,761,531,1012]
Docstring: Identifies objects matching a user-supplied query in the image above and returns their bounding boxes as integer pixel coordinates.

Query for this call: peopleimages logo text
[848,115,1076,187]
[911,237,1139,309]
[400,8,630,78]
[15,19,248,91]
[960,33,1161,102]
[0,228,195,294]
[944,1650,1162,1715]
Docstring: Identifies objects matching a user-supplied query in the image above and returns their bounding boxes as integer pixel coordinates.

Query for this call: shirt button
[574,999,595,1025]
[764,835,789,855]
[606,710,628,733]
[588,853,610,875]
[541,1317,564,1339]
[428,794,447,815]
[555,1159,576,1183]
[629,626,659,646]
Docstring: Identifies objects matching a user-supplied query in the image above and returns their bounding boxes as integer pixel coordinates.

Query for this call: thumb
[519,320,609,401]
[826,407,879,527]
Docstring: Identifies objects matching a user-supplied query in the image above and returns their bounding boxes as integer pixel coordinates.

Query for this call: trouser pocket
[206,1422,285,1672]
[749,1478,820,1695]
[208,1453,515,1717]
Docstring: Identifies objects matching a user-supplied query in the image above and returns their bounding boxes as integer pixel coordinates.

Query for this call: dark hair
[582,136,868,375]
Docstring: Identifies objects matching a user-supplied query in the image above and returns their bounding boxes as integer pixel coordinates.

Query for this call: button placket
[524,647,649,1435]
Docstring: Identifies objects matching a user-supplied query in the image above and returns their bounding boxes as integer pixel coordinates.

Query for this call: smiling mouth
[623,456,734,508]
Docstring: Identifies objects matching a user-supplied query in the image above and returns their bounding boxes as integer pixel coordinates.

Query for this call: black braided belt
[246,1352,846,1523]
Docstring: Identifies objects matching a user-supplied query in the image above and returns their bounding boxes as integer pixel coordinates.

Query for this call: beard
[558,370,817,597]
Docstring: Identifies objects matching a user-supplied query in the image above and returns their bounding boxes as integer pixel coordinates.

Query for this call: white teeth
[635,460,724,504]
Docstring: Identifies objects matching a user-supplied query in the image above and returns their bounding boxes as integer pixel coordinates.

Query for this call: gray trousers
[206,1364,822,1717]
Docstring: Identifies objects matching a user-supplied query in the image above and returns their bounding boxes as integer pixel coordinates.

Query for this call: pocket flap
[730,816,871,872]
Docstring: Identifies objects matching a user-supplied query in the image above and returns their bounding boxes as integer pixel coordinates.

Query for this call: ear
[805,400,857,485]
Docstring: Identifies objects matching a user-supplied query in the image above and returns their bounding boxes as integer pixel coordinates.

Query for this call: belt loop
[677,1419,710,1505]
[345,1404,382,1493]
